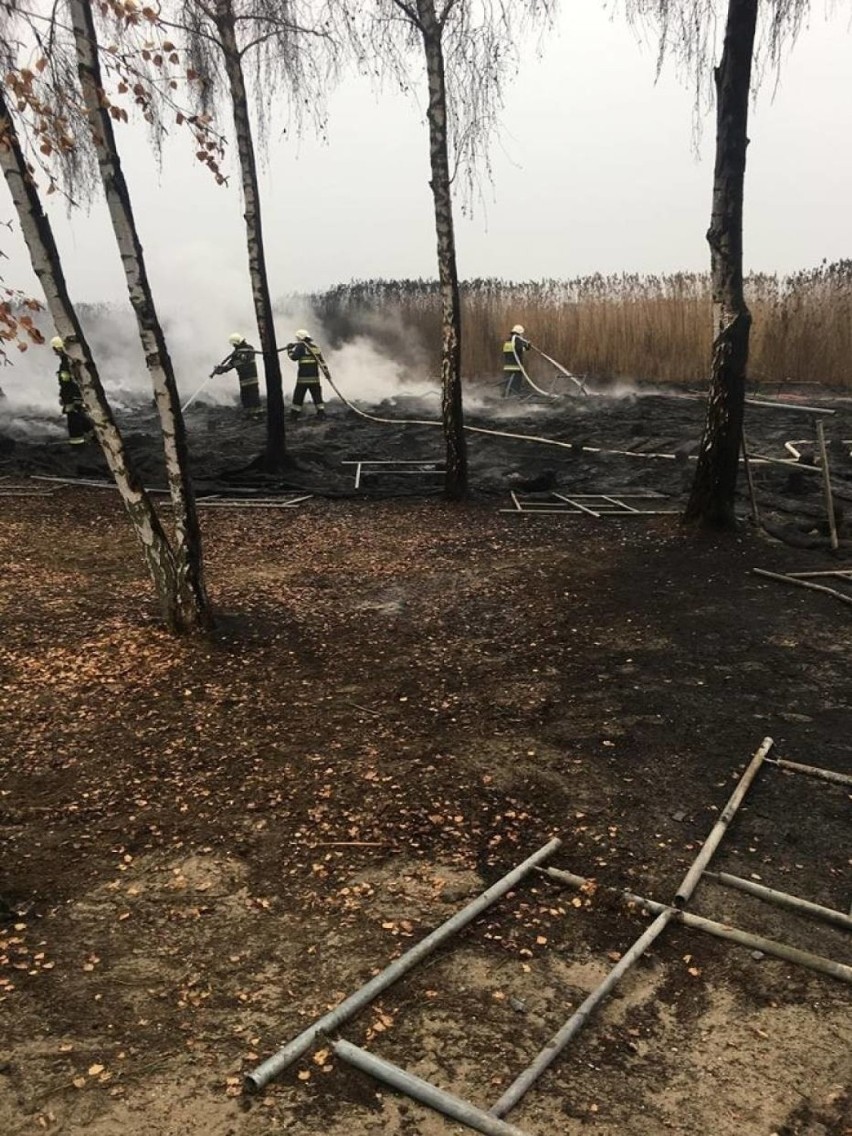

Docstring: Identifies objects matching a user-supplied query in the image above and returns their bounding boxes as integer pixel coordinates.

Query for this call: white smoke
[1,288,591,437]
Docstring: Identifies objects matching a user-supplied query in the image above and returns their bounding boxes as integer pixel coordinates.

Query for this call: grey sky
[3,3,852,309]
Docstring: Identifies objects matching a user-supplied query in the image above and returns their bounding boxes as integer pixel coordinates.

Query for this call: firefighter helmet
[228,332,244,346]
[50,336,65,350]
[295,329,310,341]
[511,324,525,335]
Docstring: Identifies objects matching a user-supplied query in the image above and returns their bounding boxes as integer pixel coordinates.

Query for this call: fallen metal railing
[244,836,561,1094]
[245,739,850,1135]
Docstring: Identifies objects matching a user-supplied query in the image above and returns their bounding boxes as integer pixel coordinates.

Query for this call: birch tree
[0,85,204,632]
[368,0,555,500]
[68,0,211,624]
[626,0,812,529]
[1,1,213,631]
[159,0,342,471]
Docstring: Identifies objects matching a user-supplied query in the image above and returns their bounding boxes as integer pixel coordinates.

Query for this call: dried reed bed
[309,261,852,388]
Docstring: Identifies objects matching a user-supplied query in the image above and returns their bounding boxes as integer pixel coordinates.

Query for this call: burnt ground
[0,384,850,1136]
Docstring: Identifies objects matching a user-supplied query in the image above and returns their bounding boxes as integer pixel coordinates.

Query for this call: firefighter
[503,324,531,398]
[285,330,326,419]
[51,336,92,445]
[212,333,261,412]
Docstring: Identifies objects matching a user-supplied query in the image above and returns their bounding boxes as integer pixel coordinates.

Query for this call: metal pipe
[540,867,852,984]
[490,909,673,1117]
[767,757,852,787]
[0,490,55,497]
[786,570,852,579]
[244,837,561,1092]
[741,432,761,527]
[703,871,852,931]
[160,499,307,510]
[752,568,852,608]
[745,397,835,416]
[30,475,170,494]
[816,420,839,551]
[490,744,770,1117]
[332,1039,532,1136]
[673,737,773,906]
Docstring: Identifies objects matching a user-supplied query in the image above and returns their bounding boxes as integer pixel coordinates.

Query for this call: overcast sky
[3,2,851,312]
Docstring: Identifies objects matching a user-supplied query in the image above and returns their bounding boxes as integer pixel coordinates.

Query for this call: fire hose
[307,355,675,460]
[528,342,587,395]
[505,338,586,398]
[183,345,672,463]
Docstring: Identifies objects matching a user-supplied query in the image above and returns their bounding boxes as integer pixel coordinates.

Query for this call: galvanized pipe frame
[244,837,562,1093]
[674,736,774,905]
[540,865,852,985]
[703,870,852,932]
[506,490,680,518]
[767,756,852,788]
[744,397,836,416]
[332,1039,533,1136]
[488,736,774,1119]
[341,459,445,490]
[752,568,852,608]
[247,739,844,1124]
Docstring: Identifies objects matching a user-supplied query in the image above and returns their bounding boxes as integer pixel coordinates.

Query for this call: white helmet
[295,329,310,341]
[50,336,65,350]
[511,324,525,335]
[228,332,244,346]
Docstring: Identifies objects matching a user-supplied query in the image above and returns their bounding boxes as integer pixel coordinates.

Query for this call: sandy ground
[1,383,850,1136]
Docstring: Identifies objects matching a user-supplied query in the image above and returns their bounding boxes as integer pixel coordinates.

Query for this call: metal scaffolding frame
[244,739,849,1134]
[342,459,446,490]
[501,490,680,517]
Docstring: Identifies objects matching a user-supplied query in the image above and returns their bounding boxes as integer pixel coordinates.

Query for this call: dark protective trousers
[503,371,524,398]
[66,407,92,444]
[291,381,324,412]
[239,375,261,410]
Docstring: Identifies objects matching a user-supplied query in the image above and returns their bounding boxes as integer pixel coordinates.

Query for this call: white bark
[415,0,467,498]
[214,0,287,468]
[69,0,211,627]
[0,89,182,619]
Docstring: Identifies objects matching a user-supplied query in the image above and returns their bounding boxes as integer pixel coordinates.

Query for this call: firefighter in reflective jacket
[285,330,326,419]
[51,336,92,445]
[503,324,531,398]
[213,333,261,411]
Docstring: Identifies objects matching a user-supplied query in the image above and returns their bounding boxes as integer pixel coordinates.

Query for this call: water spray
[181,371,217,413]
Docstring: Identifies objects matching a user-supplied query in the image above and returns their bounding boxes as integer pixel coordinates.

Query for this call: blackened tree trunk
[415,0,468,500]
[70,0,211,631]
[684,0,758,528]
[213,0,287,471]
[0,87,187,629]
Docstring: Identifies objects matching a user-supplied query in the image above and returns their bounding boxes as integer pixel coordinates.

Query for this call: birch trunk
[69,0,211,629]
[684,0,758,529]
[0,87,185,628]
[416,0,468,500]
[213,0,287,471]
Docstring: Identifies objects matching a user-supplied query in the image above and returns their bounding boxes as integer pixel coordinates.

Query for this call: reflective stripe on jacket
[288,340,324,382]
[57,353,83,409]
[503,335,528,372]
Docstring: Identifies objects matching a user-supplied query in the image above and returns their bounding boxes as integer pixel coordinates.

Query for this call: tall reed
[306,261,852,389]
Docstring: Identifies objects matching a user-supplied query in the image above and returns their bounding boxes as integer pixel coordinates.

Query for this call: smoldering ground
[1,306,850,545]
[3,382,851,562]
